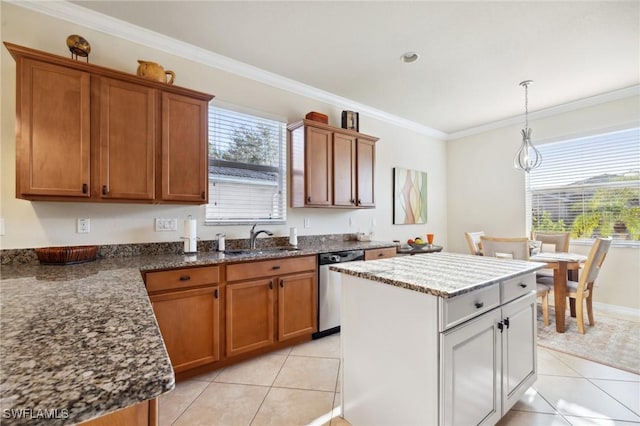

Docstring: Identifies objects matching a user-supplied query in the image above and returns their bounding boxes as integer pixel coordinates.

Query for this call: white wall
[0,4,447,250]
[446,96,640,312]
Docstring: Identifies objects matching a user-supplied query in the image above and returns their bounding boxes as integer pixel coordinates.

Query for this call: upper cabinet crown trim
[4,42,214,102]
[287,120,379,142]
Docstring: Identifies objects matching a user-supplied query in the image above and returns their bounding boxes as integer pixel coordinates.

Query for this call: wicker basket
[35,245,99,265]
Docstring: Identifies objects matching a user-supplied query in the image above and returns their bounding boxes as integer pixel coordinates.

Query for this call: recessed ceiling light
[401,52,419,64]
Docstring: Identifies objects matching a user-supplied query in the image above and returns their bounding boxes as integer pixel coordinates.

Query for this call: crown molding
[7,0,447,140]
[7,1,638,142]
[446,85,640,141]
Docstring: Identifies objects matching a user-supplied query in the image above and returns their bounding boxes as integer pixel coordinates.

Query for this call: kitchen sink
[223,247,300,255]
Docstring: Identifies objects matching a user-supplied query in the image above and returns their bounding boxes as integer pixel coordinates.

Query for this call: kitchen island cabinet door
[502,293,537,411]
[150,286,220,373]
[160,92,208,204]
[96,77,156,200]
[226,278,275,357]
[278,271,317,341]
[17,58,91,199]
[441,308,502,426]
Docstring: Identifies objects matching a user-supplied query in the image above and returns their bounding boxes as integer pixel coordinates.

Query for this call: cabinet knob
[378,253,384,257]
[503,317,510,328]
[279,279,284,288]
[307,196,311,203]
[497,321,504,333]
[519,283,528,288]
[214,288,219,299]
[269,281,273,290]
[82,183,88,194]
[474,302,484,309]
[179,275,191,281]
[201,191,206,199]
[357,199,361,205]
[102,185,108,195]
[350,199,355,204]
[272,265,281,270]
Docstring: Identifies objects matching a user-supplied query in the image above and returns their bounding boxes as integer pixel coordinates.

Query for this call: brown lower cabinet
[79,398,157,426]
[143,256,317,376]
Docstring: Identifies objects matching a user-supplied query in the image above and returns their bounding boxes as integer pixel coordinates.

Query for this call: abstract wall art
[393,167,427,224]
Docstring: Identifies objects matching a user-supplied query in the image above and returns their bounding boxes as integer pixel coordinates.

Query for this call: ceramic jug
[136,60,175,85]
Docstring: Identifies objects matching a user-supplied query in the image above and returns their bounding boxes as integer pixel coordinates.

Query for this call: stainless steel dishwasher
[313,249,365,339]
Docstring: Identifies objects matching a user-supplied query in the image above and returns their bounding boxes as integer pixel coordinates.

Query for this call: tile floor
[159,333,640,426]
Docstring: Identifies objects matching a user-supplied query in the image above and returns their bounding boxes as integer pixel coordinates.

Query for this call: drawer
[227,255,316,282]
[364,247,396,261]
[502,273,536,304]
[145,266,220,293]
[439,284,500,331]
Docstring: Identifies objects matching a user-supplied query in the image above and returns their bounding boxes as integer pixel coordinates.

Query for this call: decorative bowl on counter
[35,245,99,265]
[408,242,429,250]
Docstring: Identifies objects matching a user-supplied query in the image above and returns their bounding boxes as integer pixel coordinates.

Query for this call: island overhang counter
[330,252,545,426]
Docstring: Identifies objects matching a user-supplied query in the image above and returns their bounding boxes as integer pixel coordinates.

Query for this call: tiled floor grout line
[170,379,212,426]
[586,376,640,418]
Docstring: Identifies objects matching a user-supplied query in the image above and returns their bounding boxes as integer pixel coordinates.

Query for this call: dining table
[530,252,588,333]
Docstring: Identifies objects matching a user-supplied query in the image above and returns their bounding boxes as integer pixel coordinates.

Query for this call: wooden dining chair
[531,231,570,253]
[464,231,485,255]
[479,236,529,260]
[537,237,612,334]
[532,231,571,279]
[536,283,551,326]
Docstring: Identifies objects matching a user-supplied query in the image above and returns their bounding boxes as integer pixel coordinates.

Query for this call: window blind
[527,127,640,243]
[205,104,287,224]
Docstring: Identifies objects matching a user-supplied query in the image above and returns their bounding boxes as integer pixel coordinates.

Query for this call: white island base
[339,272,537,426]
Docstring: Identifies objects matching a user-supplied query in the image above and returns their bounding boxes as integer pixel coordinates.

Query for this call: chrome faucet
[249,224,273,249]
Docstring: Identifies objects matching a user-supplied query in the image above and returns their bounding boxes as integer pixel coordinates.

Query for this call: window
[527,127,640,244]
[206,103,287,224]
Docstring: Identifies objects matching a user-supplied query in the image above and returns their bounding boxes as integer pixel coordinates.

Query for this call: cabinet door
[97,77,156,200]
[226,278,275,357]
[161,92,208,203]
[356,139,375,207]
[333,133,356,206]
[17,59,90,198]
[150,286,220,373]
[441,308,502,426]
[278,272,317,341]
[305,126,332,206]
[502,293,537,412]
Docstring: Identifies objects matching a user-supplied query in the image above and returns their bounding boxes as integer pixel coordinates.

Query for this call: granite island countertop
[0,239,396,425]
[330,251,544,298]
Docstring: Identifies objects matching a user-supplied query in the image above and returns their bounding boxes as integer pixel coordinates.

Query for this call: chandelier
[513,80,542,172]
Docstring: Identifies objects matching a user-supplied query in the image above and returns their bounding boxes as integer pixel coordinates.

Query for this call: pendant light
[513,80,542,172]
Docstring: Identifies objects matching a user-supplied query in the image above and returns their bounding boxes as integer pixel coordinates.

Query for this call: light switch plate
[77,218,90,233]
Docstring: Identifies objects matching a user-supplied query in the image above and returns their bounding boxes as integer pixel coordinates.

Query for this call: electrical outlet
[304,217,311,229]
[77,218,90,233]
[155,218,178,231]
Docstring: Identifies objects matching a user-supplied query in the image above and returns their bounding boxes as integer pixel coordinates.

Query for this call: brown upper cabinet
[5,42,213,204]
[288,119,378,208]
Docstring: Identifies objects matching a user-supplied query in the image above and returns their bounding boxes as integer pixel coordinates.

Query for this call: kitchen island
[330,252,544,426]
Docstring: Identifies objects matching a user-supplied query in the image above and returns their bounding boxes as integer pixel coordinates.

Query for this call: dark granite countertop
[0,239,396,424]
[330,252,544,298]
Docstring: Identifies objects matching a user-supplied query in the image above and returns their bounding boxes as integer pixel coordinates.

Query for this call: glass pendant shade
[514,80,542,173]
[514,127,542,172]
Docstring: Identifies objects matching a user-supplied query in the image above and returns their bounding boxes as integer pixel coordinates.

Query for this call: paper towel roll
[184,218,197,253]
[289,227,298,246]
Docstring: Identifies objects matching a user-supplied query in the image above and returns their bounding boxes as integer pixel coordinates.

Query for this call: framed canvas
[393,167,427,224]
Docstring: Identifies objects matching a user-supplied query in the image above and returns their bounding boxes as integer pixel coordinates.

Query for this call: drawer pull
[474,302,484,309]
[214,288,219,299]
[272,265,281,270]
[519,283,528,288]
[82,183,88,194]
[179,276,191,281]
[378,253,384,257]
[280,279,284,288]
[307,196,311,203]
[497,321,504,333]
[269,281,273,290]
[503,317,510,328]
[102,185,108,195]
